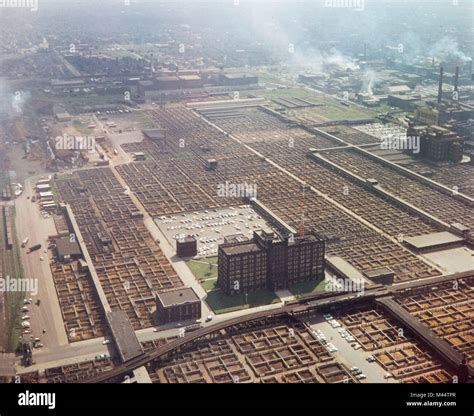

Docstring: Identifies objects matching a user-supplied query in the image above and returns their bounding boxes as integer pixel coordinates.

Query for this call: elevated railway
[84,270,473,383]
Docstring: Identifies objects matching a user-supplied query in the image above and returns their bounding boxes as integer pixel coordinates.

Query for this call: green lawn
[289,279,328,297]
[205,288,280,315]
[186,256,281,314]
[201,278,218,292]
[0,206,26,351]
[73,120,93,135]
[186,257,218,281]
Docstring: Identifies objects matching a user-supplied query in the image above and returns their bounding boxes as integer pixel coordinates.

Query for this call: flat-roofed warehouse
[55,237,82,262]
[143,128,167,141]
[156,287,201,324]
[106,310,143,362]
[403,231,465,253]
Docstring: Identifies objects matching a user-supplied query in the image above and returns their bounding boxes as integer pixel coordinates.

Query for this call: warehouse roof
[143,129,166,140]
[178,75,201,81]
[156,287,200,307]
[56,237,82,258]
[221,241,262,256]
[106,310,143,362]
[403,231,464,250]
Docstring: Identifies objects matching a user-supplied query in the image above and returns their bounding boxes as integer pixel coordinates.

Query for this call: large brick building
[155,287,201,324]
[217,230,325,295]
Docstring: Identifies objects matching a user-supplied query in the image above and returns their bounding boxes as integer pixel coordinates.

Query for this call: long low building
[403,231,465,253]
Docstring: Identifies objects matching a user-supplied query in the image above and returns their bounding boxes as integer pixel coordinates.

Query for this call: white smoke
[290,48,359,76]
[360,70,378,96]
[429,36,471,63]
[323,49,360,71]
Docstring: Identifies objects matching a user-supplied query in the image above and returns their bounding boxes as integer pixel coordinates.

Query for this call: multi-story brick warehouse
[155,288,201,324]
[217,230,325,295]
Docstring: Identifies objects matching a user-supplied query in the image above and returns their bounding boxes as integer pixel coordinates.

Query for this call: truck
[28,244,42,254]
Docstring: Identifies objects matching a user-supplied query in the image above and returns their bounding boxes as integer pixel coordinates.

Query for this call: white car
[102,340,110,345]
[384,373,393,379]
[21,321,31,328]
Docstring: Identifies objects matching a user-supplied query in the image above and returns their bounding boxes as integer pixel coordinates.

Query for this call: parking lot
[307,313,397,383]
[154,205,274,258]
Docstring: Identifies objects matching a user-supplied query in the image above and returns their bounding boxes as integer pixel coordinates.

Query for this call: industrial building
[155,287,201,324]
[217,230,325,295]
[55,237,82,262]
[407,124,464,163]
[176,236,197,258]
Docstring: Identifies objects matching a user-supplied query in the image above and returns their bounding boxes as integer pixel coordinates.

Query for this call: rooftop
[106,310,144,363]
[56,237,82,258]
[403,231,464,250]
[156,287,200,307]
[221,241,262,256]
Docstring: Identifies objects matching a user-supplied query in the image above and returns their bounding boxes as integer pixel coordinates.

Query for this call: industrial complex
[0,1,473,408]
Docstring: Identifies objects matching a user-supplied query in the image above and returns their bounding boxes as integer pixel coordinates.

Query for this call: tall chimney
[454,66,459,93]
[438,66,443,104]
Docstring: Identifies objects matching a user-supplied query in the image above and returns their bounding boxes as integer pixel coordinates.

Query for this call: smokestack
[454,66,459,93]
[364,43,367,61]
[438,66,443,104]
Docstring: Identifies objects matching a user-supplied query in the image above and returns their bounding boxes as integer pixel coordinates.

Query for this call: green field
[186,256,280,314]
[201,278,218,292]
[205,288,280,315]
[0,206,26,351]
[72,119,94,135]
[289,279,328,297]
[186,257,218,281]
[252,84,378,121]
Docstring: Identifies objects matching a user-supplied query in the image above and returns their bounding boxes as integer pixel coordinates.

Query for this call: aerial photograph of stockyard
[0,0,473,411]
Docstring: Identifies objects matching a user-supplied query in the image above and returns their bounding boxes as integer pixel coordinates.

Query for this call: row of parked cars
[19,298,44,348]
[323,313,341,328]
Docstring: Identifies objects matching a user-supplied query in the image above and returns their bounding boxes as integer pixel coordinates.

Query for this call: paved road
[14,177,68,349]
[109,161,214,320]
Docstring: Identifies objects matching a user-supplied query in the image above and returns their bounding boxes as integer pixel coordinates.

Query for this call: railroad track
[84,271,471,383]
